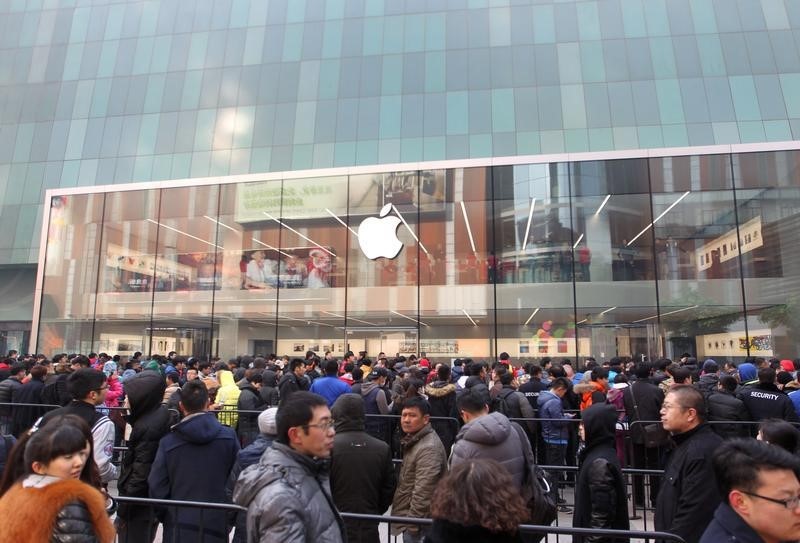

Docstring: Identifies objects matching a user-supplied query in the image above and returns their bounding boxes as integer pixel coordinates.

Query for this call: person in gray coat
[449,390,528,489]
[233,391,345,543]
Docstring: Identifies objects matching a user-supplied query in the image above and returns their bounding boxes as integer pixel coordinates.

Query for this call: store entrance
[580,323,662,362]
[344,326,418,360]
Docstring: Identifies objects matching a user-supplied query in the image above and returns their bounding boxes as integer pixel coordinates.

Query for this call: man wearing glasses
[38,368,119,485]
[701,438,800,543]
[655,385,723,543]
[234,391,346,543]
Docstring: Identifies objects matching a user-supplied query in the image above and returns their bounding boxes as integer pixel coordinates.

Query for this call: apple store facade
[31,145,800,365]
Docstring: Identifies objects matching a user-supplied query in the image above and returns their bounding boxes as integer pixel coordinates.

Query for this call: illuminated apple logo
[358,203,403,260]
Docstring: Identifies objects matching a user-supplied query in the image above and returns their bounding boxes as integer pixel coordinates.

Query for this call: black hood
[581,403,617,450]
[261,369,278,387]
[331,393,364,433]
[124,371,166,423]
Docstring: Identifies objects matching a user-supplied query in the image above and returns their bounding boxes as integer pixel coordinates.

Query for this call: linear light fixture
[522,198,536,250]
[632,305,699,323]
[524,307,541,326]
[594,194,611,216]
[203,215,240,235]
[390,309,429,327]
[572,233,584,249]
[627,191,691,246]
[322,311,377,326]
[251,238,292,258]
[576,318,588,325]
[146,219,222,249]
[392,205,429,254]
[324,208,359,237]
[460,201,477,253]
[347,316,378,326]
[276,314,336,328]
[600,306,617,315]
[263,211,336,257]
[461,309,477,326]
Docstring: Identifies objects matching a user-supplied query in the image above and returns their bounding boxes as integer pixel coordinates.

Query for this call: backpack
[511,423,557,537]
[491,389,521,419]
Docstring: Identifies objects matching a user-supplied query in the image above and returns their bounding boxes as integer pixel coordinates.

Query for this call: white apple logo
[358,203,403,259]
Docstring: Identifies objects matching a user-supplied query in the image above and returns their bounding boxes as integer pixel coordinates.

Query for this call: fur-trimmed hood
[425,382,456,398]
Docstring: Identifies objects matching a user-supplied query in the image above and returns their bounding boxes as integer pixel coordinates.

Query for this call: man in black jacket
[278,358,309,407]
[330,394,396,543]
[737,366,799,428]
[655,385,723,543]
[574,403,629,541]
[237,371,266,447]
[706,375,752,438]
[116,371,171,543]
[622,363,665,507]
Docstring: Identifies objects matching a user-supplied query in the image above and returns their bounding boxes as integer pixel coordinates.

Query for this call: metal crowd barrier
[113,496,686,543]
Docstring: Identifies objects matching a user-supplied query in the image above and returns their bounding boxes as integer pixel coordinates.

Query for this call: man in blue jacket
[537,377,575,510]
[148,380,240,543]
[310,359,352,407]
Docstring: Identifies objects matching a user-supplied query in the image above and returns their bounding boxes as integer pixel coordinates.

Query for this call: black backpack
[492,389,521,418]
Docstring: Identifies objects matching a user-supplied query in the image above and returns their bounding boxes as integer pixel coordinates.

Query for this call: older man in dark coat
[330,393,396,543]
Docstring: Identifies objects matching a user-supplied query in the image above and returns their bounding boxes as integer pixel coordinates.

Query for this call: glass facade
[3,0,800,266]
[36,149,800,362]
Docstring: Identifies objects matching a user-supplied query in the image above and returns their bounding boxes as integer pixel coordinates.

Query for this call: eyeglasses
[93,385,108,392]
[741,490,800,510]
[300,419,336,432]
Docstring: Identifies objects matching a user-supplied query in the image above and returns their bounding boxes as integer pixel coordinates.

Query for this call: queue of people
[0,349,799,542]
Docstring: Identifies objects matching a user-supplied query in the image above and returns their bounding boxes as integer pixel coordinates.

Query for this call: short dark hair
[758,419,800,454]
[672,367,692,384]
[71,355,90,368]
[758,366,776,385]
[550,377,570,391]
[324,360,339,376]
[499,370,514,386]
[180,380,209,414]
[67,369,107,400]
[667,385,707,422]
[436,364,450,381]
[719,374,738,393]
[591,367,609,381]
[457,390,489,414]
[401,395,430,416]
[166,372,180,384]
[289,358,305,372]
[713,438,800,505]
[634,363,652,379]
[246,372,263,385]
[198,360,212,371]
[276,391,328,444]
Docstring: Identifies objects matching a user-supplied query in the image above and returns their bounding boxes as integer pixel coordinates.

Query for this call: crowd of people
[0,348,798,542]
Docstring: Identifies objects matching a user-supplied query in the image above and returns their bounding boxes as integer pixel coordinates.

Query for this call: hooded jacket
[216,370,241,428]
[259,370,280,406]
[425,381,459,453]
[361,380,390,441]
[449,411,527,489]
[391,424,447,535]
[573,404,629,542]
[117,371,171,525]
[233,442,345,543]
[330,394,396,543]
[148,412,240,543]
[737,363,757,384]
[575,380,607,411]
[237,382,267,446]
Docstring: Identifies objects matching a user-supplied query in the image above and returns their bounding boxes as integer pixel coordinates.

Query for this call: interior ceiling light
[263,211,336,257]
[392,205,429,254]
[146,219,222,249]
[390,309,429,327]
[203,215,240,234]
[524,307,540,326]
[251,238,292,258]
[600,306,617,315]
[594,194,611,216]
[628,191,691,246]
[461,309,477,326]
[632,305,699,323]
[460,201,477,253]
[324,208,359,237]
[522,198,536,250]
[572,233,584,249]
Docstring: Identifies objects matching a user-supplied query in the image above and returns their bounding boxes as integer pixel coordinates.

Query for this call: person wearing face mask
[0,415,115,542]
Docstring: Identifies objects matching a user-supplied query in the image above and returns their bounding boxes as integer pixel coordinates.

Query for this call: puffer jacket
[575,380,607,411]
[0,478,115,542]
[216,370,241,427]
[391,424,447,536]
[706,390,752,438]
[425,381,458,453]
[449,411,527,488]
[236,383,266,447]
[233,442,345,543]
[259,370,280,406]
[695,373,718,395]
[117,371,171,523]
